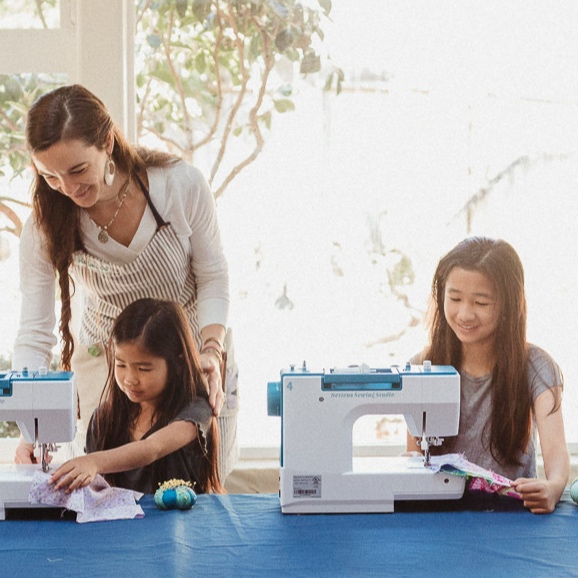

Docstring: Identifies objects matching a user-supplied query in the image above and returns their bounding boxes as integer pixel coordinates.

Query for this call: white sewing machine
[267,362,465,513]
[0,369,77,520]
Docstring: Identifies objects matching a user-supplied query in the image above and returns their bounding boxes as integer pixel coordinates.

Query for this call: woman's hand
[199,325,227,417]
[50,456,99,493]
[511,477,563,514]
[199,350,225,417]
[14,439,38,465]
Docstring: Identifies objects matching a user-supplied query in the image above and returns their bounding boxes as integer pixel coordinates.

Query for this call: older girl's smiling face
[443,266,500,350]
[32,139,112,208]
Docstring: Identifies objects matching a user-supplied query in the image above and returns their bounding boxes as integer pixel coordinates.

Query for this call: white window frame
[0,0,135,138]
[1,1,577,473]
[0,0,137,463]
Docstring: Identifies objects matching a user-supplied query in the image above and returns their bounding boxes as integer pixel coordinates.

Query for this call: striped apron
[72,172,201,347]
[72,223,201,347]
[69,175,238,479]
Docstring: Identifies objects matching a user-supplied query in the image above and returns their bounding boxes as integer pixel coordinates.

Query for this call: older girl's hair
[25,84,177,370]
[94,298,222,493]
[425,236,538,467]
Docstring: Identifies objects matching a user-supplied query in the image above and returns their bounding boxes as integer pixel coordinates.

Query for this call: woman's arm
[11,220,58,465]
[177,165,229,415]
[185,165,229,330]
[406,430,421,453]
[49,419,199,492]
[511,386,569,514]
[12,217,58,371]
[199,324,227,415]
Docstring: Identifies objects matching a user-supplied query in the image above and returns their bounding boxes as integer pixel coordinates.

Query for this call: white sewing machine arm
[0,369,77,520]
[0,369,77,445]
[268,362,465,513]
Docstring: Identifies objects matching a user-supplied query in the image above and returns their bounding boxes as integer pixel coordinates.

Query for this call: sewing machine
[0,369,76,520]
[267,362,465,513]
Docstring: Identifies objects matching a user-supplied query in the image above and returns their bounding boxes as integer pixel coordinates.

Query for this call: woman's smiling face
[32,138,112,208]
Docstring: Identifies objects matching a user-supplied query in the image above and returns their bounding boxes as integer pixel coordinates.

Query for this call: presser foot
[419,436,444,467]
[39,443,57,473]
[423,448,431,467]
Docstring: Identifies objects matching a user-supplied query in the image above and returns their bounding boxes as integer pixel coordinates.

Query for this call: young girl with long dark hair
[408,237,569,514]
[50,298,222,494]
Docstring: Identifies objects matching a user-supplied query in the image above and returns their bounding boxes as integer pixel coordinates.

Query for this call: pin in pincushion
[154,479,197,510]
[570,477,578,504]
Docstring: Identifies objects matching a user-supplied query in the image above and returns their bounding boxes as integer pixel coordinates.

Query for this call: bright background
[1,1,577,451]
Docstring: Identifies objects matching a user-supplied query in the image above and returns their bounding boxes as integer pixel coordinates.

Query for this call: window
[219,0,578,451]
[0,1,133,454]
[0,0,61,29]
[1,1,577,458]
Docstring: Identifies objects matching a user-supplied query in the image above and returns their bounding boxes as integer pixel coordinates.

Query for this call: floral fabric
[29,470,144,523]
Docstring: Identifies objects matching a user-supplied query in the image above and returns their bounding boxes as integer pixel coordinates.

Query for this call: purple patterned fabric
[429,453,522,499]
[29,470,145,523]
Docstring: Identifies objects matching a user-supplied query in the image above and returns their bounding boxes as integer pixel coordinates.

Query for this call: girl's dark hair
[94,298,222,493]
[424,236,560,467]
[25,84,178,370]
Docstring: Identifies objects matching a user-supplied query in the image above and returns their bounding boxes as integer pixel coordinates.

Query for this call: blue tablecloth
[1,492,577,577]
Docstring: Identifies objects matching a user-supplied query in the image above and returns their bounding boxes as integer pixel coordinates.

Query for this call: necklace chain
[97,178,131,244]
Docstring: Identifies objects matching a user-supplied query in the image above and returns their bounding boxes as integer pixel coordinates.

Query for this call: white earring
[104,157,116,186]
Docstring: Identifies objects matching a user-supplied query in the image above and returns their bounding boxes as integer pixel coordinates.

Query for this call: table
[1,492,577,577]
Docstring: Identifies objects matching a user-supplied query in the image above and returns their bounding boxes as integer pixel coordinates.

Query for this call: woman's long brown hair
[25,84,178,370]
[424,236,560,467]
[95,298,222,493]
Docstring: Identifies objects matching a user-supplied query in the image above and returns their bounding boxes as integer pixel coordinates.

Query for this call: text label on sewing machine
[268,362,466,513]
[329,391,395,398]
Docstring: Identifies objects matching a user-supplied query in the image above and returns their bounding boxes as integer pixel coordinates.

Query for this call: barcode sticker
[293,475,322,498]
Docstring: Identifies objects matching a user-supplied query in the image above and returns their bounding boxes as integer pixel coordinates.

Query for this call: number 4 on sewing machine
[267,361,465,514]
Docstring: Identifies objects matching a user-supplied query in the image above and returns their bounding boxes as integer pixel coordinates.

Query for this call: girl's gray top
[412,344,562,480]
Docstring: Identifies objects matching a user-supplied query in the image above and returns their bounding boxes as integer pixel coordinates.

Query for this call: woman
[13,84,238,480]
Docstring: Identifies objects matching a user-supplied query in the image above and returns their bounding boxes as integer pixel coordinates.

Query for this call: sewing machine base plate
[279,457,466,514]
[0,464,51,521]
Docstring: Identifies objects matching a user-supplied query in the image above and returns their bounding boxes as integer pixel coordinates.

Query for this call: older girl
[408,237,569,514]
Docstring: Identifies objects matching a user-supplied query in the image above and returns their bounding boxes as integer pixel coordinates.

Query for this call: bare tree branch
[34,0,48,29]
[0,106,20,132]
[0,202,23,237]
[213,25,274,199]
[136,77,153,138]
[209,3,252,185]
[161,11,195,154]
[192,21,225,151]
[449,153,571,233]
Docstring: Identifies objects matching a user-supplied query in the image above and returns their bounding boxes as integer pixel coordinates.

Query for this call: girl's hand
[199,350,225,417]
[14,439,37,465]
[50,456,99,493]
[511,477,562,514]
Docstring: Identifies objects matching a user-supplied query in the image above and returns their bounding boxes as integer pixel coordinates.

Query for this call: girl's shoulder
[527,343,559,369]
[171,398,214,451]
[527,343,563,393]
[172,398,214,434]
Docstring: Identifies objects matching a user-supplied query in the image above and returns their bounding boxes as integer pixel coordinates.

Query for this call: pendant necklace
[96,177,131,244]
